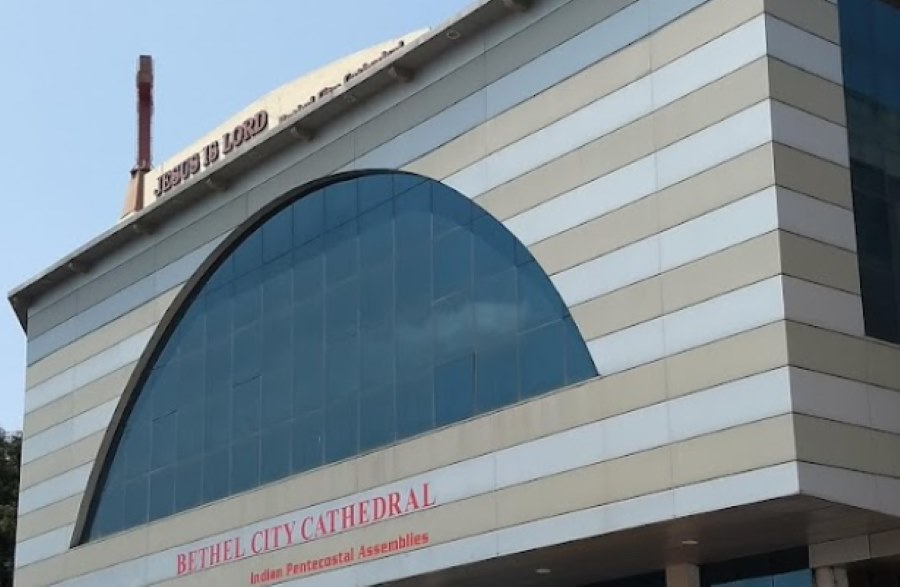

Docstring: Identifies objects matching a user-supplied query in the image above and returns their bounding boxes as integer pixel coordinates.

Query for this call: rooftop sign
[154,110,269,197]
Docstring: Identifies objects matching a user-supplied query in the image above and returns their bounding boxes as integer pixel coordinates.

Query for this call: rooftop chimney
[121,55,154,219]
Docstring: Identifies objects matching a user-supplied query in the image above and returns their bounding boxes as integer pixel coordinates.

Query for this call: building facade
[9,0,900,586]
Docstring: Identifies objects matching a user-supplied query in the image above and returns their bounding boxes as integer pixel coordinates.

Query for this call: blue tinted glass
[325,279,359,342]
[174,459,202,512]
[476,341,519,412]
[840,0,900,345]
[233,270,262,328]
[93,485,124,537]
[262,256,293,316]
[473,214,515,277]
[202,448,229,502]
[433,183,472,237]
[85,172,596,541]
[396,246,432,312]
[434,291,474,363]
[325,221,358,286]
[435,355,474,427]
[260,423,291,484]
[434,229,472,300]
[293,239,324,302]
[293,193,324,246]
[123,476,149,527]
[232,323,261,384]
[325,398,358,462]
[231,436,260,493]
[357,174,394,212]
[360,385,395,451]
[261,365,293,426]
[565,317,599,382]
[520,321,566,398]
[360,262,394,330]
[233,231,263,277]
[291,411,323,473]
[232,378,261,438]
[263,207,293,262]
[361,322,394,387]
[326,333,360,402]
[150,412,177,470]
[474,268,518,346]
[395,183,432,251]
[359,201,394,268]
[324,181,358,230]
[773,571,813,587]
[148,467,175,521]
[397,370,434,438]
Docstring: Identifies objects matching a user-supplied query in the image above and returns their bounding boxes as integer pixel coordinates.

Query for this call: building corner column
[815,566,850,587]
[667,564,701,587]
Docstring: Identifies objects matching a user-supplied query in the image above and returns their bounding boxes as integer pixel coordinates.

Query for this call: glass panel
[840,0,900,345]
[85,172,596,540]
[435,355,474,427]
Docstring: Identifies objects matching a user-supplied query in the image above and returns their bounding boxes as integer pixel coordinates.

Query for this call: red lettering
[326,509,338,534]
[209,542,221,566]
[301,516,314,541]
[373,497,387,521]
[251,530,264,555]
[177,553,188,575]
[282,521,296,546]
[388,492,402,516]
[359,499,370,525]
[316,515,328,537]
[423,482,435,507]
[341,505,354,531]
[405,487,420,511]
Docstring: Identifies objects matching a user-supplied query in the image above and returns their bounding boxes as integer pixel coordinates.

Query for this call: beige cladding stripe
[164,421,798,587]
[22,0,638,338]
[16,495,81,544]
[572,232,781,341]
[13,321,797,551]
[785,322,900,393]
[571,229,862,342]
[25,0,841,344]
[24,363,135,441]
[764,0,839,45]
[772,143,852,210]
[472,69,844,226]
[794,415,900,478]
[767,58,846,127]
[15,108,856,536]
[25,0,841,357]
[19,430,103,494]
[25,0,764,343]
[778,232,861,296]
[25,287,178,390]
[19,224,857,499]
[530,143,776,277]
[21,417,798,585]
[22,53,849,411]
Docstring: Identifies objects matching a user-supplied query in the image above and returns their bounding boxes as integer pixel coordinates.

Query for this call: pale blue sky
[0,0,473,432]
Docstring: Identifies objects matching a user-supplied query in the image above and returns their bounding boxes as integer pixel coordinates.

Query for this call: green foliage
[0,428,21,587]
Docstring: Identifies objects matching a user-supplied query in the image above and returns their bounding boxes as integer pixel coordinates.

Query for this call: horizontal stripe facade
[17,0,886,584]
[25,0,842,363]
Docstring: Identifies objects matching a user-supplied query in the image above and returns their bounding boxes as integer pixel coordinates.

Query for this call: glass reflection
[84,172,597,541]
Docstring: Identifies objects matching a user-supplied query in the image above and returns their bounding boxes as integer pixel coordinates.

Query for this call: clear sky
[0,0,473,432]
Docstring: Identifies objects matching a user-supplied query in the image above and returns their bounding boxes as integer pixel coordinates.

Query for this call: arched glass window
[83,172,597,541]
